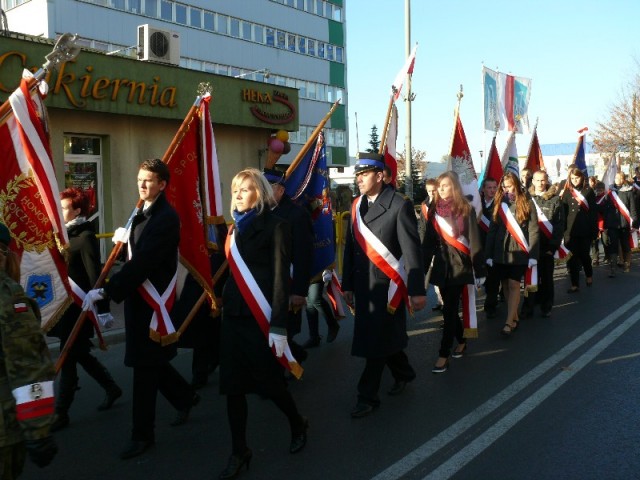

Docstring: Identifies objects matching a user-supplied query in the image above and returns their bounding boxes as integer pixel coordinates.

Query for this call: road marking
[370,292,640,480]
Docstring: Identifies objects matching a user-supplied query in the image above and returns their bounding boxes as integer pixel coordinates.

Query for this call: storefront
[0,34,299,255]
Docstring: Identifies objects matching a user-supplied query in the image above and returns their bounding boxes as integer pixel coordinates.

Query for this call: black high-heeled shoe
[290,417,309,454]
[219,448,252,480]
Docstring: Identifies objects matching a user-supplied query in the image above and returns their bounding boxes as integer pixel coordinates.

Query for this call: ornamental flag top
[502,131,520,177]
[483,66,532,134]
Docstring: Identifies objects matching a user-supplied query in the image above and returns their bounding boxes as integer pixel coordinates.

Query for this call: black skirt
[493,262,527,282]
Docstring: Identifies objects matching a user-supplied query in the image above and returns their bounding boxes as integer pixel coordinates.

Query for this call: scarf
[65,215,87,229]
[232,208,258,234]
[435,198,464,237]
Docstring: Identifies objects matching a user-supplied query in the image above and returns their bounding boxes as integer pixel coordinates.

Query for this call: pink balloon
[282,141,291,154]
[270,139,284,153]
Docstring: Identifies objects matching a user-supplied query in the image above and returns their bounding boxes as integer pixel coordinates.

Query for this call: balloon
[282,141,291,154]
[276,130,289,142]
[270,139,284,153]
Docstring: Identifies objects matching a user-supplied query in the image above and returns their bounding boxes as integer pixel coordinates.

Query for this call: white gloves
[97,313,114,329]
[112,227,130,244]
[82,288,105,311]
[475,277,486,289]
[322,269,332,283]
[486,258,493,267]
[528,259,538,268]
[268,333,288,358]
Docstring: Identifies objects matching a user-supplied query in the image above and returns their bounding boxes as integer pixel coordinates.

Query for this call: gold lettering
[79,66,93,98]
[159,87,176,107]
[127,81,147,104]
[110,78,127,101]
[91,77,111,100]
[0,51,26,92]
[53,62,85,108]
[242,89,251,101]
[150,77,160,106]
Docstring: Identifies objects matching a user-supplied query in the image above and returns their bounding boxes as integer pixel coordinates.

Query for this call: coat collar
[363,184,394,223]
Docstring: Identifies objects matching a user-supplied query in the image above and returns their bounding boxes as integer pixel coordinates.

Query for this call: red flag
[446,110,481,216]
[525,126,546,172]
[383,104,398,187]
[392,44,418,101]
[0,75,71,330]
[483,135,503,184]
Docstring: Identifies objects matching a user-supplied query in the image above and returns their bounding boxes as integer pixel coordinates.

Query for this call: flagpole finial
[44,33,81,73]
[197,82,213,97]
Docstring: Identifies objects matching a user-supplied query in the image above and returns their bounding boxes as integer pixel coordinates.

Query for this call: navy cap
[354,152,385,174]
[263,167,285,185]
[0,223,10,246]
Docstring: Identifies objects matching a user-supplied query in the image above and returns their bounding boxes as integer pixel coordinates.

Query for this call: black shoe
[97,386,123,411]
[120,440,154,460]
[290,417,309,454]
[50,412,70,432]
[171,393,200,427]
[431,358,449,374]
[387,380,407,396]
[350,402,378,419]
[301,337,321,349]
[451,343,467,359]
[219,448,252,479]
[327,324,340,343]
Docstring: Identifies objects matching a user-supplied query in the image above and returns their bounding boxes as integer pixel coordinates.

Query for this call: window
[127,0,140,13]
[327,44,334,61]
[277,31,286,49]
[307,82,316,100]
[204,12,214,30]
[295,0,304,8]
[326,130,335,146]
[204,62,215,73]
[276,76,286,86]
[336,88,343,103]
[286,78,296,88]
[335,130,345,147]
[144,0,157,16]
[217,14,228,34]
[315,0,323,15]
[242,22,251,40]
[317,42,325,58]
[160,0,172,21]
[217,65,229,76]
[266,28,275,46]
[254,25,264,43]
[317,84,326,101]
[110,0,124,9]
[333,6,342,21]
[230,67,241,78]
[336,47,343,63]
[175,3,187,24]
[287,34,296,51]
[230,18,240,37]
[307,39,315,56]
[190,7,202,28]
[296,79,307,98]
[190,59,202,70]
[304,0,313,12]
[285,0,294,6]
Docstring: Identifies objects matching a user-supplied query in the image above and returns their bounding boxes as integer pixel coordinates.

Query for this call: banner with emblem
[0,74,71,331]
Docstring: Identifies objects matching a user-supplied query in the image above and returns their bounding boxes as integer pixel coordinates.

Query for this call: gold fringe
[387,304,396,315]
[41,295,74,333]
[149,329,180,346]
[464,327,478,339]
[524,285,538,298]
[289,362,304,380]
[149,328,160,343]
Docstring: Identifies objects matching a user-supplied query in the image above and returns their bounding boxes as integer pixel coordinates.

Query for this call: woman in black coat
[485,172,539,336]
[219,168,307,480]
[48,188,121,431]
[421,172,486,373]
[562,167,598,292]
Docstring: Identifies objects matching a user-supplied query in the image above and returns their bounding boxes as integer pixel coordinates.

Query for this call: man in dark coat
[84,159,197,460]
[342,153,426,419]
[479,177,500,318]
[265,168,314,363]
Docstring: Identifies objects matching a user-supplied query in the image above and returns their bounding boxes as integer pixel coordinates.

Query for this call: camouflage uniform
[0,270,56,478]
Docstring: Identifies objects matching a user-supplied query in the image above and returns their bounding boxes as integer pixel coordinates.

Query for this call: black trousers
[567,236,593,287]
[483,265,500,312]
[131,364,194,441]
[439,285,465,358]
[357,351,415,405]
[524,252,555,314]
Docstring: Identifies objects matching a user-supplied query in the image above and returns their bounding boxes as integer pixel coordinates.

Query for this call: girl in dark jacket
[421,172,486,373]
[562,168,597,292]
[485,172,539,336]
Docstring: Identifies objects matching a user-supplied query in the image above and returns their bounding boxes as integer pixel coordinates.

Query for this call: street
[23,258,640,480]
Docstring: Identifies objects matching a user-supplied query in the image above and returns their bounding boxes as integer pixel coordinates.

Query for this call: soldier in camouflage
[0,222,57,478]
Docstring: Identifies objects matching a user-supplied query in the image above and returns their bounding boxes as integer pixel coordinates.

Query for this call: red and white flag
[391,44,418,101]
[525,124,546,172]
[0,73,71,331]
[483,66,532,134]
[383,104,398,187]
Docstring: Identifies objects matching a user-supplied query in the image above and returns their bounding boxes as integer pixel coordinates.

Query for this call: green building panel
[331,146,347,165]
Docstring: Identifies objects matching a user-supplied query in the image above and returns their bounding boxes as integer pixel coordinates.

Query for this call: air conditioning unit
[137,24,180,65]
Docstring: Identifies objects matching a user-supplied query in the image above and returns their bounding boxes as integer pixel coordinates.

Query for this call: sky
[344,0,640,174]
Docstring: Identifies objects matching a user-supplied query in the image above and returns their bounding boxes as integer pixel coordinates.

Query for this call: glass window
[307,39,315,56]
[276,76,286,86]
[287,34,296,51]
[144,0,157,17]
[336,47,343,63]
[327,86,334,103]
[204,12,214,30]
[296,79,307,98]
[128,0,140,13]
[315,0,323,15]
[204,62,215,73]
[298,36,306,54]
[255,71,267,82]
[266,28,275,46]
[254,25,264,43]
[242,22,251,40]
[277,31,286,49]
[230,18,240,37]
[326,130,335,146]
[217,64,229,76]
[333,6,342,22]
[286,0,294,6]
[325,3,332,19]
[335,130,345,147]
[94,41,108,52]
[217,14,228,34]
[160,0,172,21]
[190,59,202,70]
[317,83,326,101]
[286,78,296,88]
[295,0,304,8]
[326,147,333,164]
[327,44,334,61]
[304,0,313,12]
[336,88,343,103]
[307,82,316,100]
[110,0,125,9]
[317,42,325,58]
[230,67,241,78]
[175,3,187,24]
[190,7,202,28]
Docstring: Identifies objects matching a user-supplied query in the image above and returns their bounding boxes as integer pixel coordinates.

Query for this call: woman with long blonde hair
[421,172,486,373]
[485,172,539,336]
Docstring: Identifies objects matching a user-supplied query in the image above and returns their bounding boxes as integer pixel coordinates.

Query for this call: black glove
[25,436,58,468]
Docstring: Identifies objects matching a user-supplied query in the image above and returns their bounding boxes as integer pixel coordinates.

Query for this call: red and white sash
[326,269,346,318]
[68,278,106,348]
[351,196,409,314]
[12,381,54,422]
[498,203,538,292]
[478,199,493,233]
[531,198,571,260]
[569,188,589,211]
[609,190,639,248]
[225,227,303,379]
[431,213,478,338]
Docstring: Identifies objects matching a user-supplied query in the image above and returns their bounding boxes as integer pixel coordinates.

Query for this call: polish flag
[391,44,418,101]
[383,104,398,187]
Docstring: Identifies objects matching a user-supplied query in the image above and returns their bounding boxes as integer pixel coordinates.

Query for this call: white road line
[423,306,640,480]
[370,293,640,480]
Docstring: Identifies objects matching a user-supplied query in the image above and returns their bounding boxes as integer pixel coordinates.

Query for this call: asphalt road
[22,257,640,480]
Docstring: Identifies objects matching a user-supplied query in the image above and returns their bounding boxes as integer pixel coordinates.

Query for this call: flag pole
[378,93,395,154]
[55,96,204,373]
[285,100,339,177]
[0,33,80,127]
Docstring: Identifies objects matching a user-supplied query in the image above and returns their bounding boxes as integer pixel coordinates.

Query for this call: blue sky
[345,0,640,172]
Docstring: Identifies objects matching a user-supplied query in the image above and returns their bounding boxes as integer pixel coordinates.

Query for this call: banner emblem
[26,274,54,308]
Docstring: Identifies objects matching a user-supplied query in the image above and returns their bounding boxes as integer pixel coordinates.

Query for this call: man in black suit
[84,159,197,459]
[264,168,314,363]
[342,153,426,418]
